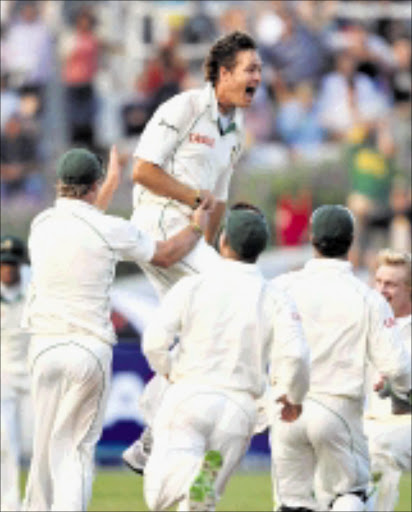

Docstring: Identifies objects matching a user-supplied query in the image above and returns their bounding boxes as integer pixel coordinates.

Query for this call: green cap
[225,208,269,261]
[311,204,354,245]
[0,235,26,264]
[56,148,104,185]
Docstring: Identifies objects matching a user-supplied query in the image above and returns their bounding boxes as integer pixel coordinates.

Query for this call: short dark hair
[312,238,352,258]
[204,31,257,86]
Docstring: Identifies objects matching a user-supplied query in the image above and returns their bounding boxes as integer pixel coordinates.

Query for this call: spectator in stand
[259,4,329,91]
[0,72,20,131]
[121,39,187,137]
[390,36,411,109]
[1,1,53,106]
[59,7,100,149]
[146,39,187,119]
[317,51,389,141]
[343,21,395,95]
[276,81,325,158]
[345,121,397,268]
[0,114,44,202]
[181,0,217,44]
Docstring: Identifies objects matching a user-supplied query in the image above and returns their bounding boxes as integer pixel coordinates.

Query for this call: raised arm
[94,145,122,211]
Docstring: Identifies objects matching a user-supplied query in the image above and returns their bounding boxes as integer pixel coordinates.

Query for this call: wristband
[190,221,203,235]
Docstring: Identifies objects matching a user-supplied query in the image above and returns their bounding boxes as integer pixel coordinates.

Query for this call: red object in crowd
[275,191,312,246]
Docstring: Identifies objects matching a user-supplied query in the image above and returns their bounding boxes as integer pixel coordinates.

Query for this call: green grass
[20,469,412,511]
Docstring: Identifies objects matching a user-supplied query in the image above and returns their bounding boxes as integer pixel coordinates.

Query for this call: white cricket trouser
[271,394,369,511]
[1,372,31,512]
[23,335,112,512]
[364,414,411,511]
[131,203,221,297]
[1,414,19,512]
[144,381,257,512]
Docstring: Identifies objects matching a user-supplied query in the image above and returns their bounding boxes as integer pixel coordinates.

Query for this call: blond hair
[56,181,95,199]
[377,248,412,288]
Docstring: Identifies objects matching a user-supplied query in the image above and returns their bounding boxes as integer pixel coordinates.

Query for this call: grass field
[21,469,411,511]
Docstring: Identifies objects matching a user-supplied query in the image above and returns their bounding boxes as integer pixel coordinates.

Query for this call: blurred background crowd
[1,0,411,272]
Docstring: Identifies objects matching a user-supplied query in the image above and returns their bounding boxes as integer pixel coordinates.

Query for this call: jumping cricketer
[123,30,263,473]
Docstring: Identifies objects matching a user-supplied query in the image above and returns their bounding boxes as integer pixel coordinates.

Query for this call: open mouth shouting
[245,85,257,102]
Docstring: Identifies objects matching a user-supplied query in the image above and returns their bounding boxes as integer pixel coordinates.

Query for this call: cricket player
[142,205,310,512]
[269,205,411,512]
[123,30,262,472]
[21,146,209,512]
[1,235,31,512]
[364,249,411,511]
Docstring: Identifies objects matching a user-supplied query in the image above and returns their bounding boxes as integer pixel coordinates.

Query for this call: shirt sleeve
[143,276,194,375]
[366,290,411,398]
[269,283,311,405]
[107,216,156,264]
[133,93,196,168]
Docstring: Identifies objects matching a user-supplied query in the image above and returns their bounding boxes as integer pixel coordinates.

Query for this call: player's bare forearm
[133,159,200,208]
[150,202,209,267]
[95,145,121,211]
[205,201,226,245]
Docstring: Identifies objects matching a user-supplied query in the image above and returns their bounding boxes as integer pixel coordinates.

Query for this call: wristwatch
[193,191,202,209]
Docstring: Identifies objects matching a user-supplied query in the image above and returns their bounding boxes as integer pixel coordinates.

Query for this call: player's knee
[144,486,165,511]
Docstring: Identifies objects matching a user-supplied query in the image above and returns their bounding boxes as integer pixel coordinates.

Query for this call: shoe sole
[122,454,144,475]
[189,450,223,509]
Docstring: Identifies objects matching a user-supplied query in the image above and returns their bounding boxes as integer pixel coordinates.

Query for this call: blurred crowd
[1,0,411,266]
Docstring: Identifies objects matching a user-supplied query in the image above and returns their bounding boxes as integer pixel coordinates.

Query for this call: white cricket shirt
[143,259,310,403]
[1,280,30,375]
[366,314,411,417]
[272,258,411,401]
[132,82,245,216]
[23,198,155,345]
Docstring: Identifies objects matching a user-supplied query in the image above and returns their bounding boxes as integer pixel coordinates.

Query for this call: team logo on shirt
[189,133,215,148]
[230,143,242,165]
[383,317,395,328]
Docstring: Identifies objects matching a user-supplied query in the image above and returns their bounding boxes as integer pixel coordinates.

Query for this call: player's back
[26,199,121,343]
[273,258,380,399]
[169,259,274,398]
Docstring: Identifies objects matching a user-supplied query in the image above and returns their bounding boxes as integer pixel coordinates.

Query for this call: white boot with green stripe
[188,450,223,512]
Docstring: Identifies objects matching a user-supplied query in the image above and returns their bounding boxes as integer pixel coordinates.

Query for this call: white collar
[304,258,353,273]
[55,197,98,212]
[219,257,263,276]
[1,281,24,302]
[200,82,244,133]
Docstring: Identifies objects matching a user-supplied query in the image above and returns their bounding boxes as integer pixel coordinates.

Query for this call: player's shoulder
[156,87,203,118]
[30,206,55,231]
[270,269,302,292]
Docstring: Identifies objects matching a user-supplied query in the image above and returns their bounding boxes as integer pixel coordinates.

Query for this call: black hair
[204,31,257,86]
[312,236,353,258]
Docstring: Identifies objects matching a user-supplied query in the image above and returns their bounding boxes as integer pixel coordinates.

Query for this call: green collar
[218,118,237,136]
